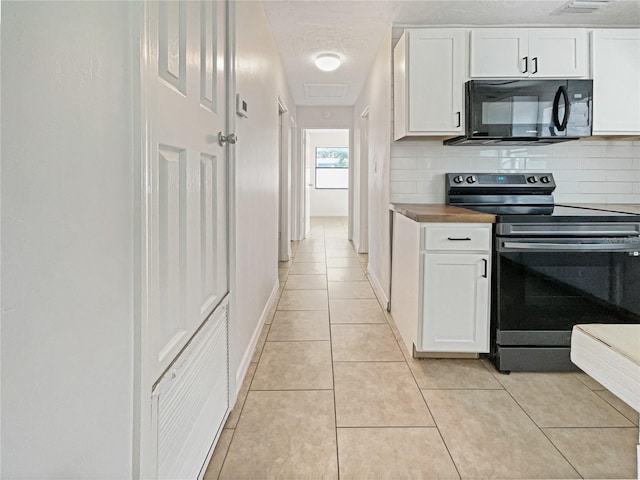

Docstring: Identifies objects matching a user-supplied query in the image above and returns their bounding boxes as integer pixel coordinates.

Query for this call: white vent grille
[152,302,229,479]
[556,0,612,14]
[304,83,349,98]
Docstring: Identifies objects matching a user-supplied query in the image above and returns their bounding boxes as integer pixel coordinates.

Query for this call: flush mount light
[315,53,341,72]
[556,0,612,14]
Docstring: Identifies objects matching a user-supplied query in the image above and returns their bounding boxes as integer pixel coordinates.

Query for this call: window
[315,147,349,189]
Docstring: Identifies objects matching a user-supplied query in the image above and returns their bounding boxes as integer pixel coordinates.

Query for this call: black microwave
[445,79,593,146]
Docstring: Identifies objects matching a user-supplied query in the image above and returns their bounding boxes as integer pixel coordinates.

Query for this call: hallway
[204,217,638,479]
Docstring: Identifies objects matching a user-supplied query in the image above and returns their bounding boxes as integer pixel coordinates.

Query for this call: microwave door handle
[552,86,570,132]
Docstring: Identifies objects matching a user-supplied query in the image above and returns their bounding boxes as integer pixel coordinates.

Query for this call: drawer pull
[447,237,471,241]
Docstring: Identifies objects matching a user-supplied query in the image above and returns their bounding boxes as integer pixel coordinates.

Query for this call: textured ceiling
[262,0,640,106]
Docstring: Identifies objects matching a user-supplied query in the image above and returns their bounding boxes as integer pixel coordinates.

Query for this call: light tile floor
[205,216,639,480]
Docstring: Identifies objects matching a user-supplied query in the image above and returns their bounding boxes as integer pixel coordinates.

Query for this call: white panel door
[143,0,229,383]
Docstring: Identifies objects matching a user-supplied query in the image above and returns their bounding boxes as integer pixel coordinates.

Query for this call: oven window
[496,251,640,332]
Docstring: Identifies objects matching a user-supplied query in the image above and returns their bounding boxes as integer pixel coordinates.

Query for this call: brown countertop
[392,204,495,223]
[560,203,640,215]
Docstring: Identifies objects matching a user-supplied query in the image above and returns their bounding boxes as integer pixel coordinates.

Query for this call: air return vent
[151,303,230,479]
[555,0,612,14]
[304,83,348,98]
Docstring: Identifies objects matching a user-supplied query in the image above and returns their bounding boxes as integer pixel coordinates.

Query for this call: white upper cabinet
[591,29,640,135]
[470,29,527,77]
[529,29,589,77]
[470,28,589,78]
[394,29,466,139]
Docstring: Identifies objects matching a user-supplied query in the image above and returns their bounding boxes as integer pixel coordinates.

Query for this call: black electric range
[446,172,640,373]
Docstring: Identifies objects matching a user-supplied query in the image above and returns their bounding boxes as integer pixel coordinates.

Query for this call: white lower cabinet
[421,253,489,352]
[391,214,491,356]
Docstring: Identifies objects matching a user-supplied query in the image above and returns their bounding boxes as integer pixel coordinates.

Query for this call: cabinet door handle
[482,258,488,278]
[455,111,461,128]
[447,237,471,241]
[532,57,538,74]
[522,56,528,74]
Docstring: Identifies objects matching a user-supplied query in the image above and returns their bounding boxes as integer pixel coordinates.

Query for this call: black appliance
[444,80,593,146]
[446,172,640,372]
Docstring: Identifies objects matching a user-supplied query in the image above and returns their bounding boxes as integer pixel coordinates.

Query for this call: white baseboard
[233,278,279,396]
[354,237,368,255]
[367,264,389,310]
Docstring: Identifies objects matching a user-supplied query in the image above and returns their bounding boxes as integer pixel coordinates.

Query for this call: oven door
[495,237,640,347]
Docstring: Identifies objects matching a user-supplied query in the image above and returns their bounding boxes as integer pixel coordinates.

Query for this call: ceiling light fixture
[556,0,612,14]
[315,53,341,72]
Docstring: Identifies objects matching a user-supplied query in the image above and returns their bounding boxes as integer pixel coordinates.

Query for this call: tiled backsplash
[390,139,640,204]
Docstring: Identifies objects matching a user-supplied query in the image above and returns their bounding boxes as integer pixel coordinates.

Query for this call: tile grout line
[216,260,283,478]
[539,428,585,479]
[352,232,465,479]
[541,425,640,430]
[322,221,342,480]
[222,221,335,478]
[380,268,466,479]
[494,376,584,479]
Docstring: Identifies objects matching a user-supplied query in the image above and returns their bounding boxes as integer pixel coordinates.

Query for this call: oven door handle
[501,241,640,252]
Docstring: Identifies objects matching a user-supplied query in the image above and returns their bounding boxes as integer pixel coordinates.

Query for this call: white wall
[1,2,134,477]
[353,30,393,303]
[295,107,354,236]
[296,106,354,129]
[307,130,349,217]
[233,1,295,386]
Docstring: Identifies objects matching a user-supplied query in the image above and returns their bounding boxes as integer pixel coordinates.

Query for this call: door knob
[218,132,238,146]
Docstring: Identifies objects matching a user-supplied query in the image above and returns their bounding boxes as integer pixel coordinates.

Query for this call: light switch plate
[236,93,248,118]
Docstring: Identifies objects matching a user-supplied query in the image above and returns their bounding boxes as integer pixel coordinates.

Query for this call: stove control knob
[453,175,464,184]
[466,175,477,184]
[540,176,550,184]
[527,176,538,183]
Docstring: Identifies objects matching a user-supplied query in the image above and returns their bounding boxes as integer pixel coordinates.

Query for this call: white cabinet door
[470,29,528,78]
[470,28,588,78]
[529,29,588,78]
[592,29,640,135]
[421,253,490,353]
[394,29,465,138]
[408,29,465,134]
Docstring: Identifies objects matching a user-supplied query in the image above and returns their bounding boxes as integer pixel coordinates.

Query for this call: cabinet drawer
[423,225,491,251]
